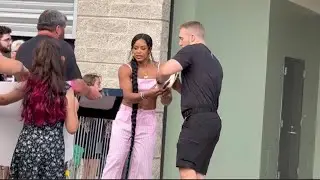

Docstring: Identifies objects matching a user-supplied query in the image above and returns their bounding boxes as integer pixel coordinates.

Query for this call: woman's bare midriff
[122,97,157,110]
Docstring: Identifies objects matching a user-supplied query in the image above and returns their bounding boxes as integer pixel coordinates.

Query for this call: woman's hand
[171,78,181,94]
[144,86,166,98]
[161,87,171,97]
[160,87,172,105]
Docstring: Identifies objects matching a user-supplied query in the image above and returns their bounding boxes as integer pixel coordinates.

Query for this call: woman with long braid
[102,33,172,179]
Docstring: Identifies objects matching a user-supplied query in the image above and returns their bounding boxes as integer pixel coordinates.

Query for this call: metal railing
[66,117,113,179]
[0,117,113,180]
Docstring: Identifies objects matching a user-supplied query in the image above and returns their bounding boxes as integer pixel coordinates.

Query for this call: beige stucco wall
[74,0,171,178]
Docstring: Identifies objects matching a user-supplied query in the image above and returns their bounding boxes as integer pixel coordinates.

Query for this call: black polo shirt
[173,43,223,112]
[16,35,82,81]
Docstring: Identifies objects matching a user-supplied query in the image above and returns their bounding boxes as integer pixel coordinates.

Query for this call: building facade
[0,0,172,179]
[3,0,320,179]
[164,0,320,179]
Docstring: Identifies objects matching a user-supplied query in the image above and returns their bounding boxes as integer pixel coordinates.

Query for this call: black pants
[176,112,221,175]
[9,123,65,179]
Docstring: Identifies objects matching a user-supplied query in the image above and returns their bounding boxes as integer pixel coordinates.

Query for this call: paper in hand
[157,73,179,89]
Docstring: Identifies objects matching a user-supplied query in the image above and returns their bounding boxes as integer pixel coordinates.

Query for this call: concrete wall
[74,0,171,178]
[163,0,271,178]
[260,0,320,178]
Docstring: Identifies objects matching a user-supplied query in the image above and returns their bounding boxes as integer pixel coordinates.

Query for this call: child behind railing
[75,73,102,179]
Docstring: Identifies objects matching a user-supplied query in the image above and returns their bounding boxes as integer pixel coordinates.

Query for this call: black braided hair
[124,33,153,179]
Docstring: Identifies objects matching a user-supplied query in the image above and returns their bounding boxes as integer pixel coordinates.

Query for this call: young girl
[102,33,172,179]
[77,73,102,179]
[83,73,102,91]
[0,39,79,179]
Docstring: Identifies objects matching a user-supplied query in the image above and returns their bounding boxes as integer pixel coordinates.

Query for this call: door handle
[288,131,297,135]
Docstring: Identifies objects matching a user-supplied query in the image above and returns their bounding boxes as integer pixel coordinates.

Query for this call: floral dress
[9,122,65,179]
[9,84,70,179]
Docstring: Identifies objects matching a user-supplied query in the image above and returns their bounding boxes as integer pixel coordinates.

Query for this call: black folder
[77,88,123,119]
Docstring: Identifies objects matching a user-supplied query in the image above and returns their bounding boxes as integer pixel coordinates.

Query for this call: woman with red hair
[0,38,79,179]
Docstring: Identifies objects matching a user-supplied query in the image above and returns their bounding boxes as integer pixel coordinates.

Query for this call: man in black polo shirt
[157,21,223,179]
[16,9,101,100]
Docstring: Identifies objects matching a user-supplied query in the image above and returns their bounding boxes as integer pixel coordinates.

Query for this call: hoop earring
[130,53,134,61]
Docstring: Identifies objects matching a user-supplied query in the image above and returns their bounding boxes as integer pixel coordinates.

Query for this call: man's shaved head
[180,21,205,38]
[178,21,205,47]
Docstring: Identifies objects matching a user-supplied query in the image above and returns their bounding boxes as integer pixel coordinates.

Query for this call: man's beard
[0,45,10,54]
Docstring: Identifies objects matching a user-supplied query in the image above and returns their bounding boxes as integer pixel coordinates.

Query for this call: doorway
[277,57,305,179]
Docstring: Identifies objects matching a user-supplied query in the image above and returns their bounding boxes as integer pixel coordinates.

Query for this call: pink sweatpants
[102,104,157,179]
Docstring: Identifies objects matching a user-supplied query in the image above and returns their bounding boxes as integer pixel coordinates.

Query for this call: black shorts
[176,112,221,175]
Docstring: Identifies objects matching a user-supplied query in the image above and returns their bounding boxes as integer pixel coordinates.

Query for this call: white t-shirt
[64,124,74,162]
[64,81,75,162]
